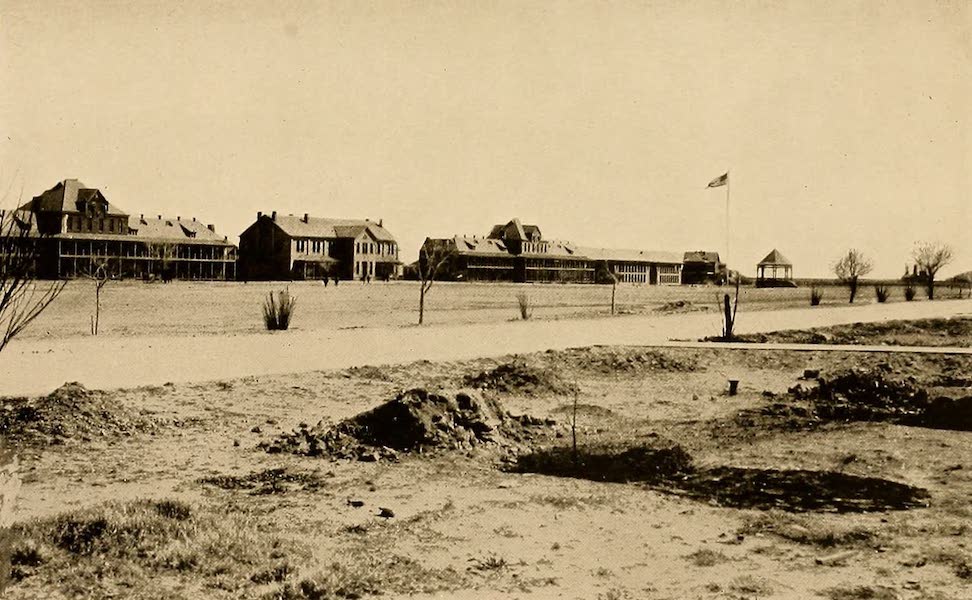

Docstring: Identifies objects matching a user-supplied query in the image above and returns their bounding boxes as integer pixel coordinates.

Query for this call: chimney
[271,211,277,221]
[303,213,309,223]
[177,216,181,221]
[378,218,383,227]
[192,217,196,222]
[157,215,162,220]
[257,211,263,219]
[207,224,215,232]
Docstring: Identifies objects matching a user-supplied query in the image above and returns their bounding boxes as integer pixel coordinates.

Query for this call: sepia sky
[1,1,969,277]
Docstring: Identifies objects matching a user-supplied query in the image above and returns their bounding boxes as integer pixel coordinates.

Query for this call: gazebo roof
[758,249,792,266]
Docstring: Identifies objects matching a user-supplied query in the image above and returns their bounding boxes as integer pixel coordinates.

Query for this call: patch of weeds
[8,498,308,597]
[729,575,773,596]
[492,525,520,538]
[468,554,508,573]
[739,513,883,548]
[592,566,614,577]
[684,548,730,567]
[822,584,900,600]
[597,588,633,600]
[269,555,464,599]
[925,548,972,581]
[198,467,327,495]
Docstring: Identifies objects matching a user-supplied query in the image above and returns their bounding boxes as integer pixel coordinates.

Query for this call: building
[682,251,726,285]
[755,249,796,287]
[238,212,400,281]
[17,179,237,280]
[580,248,683,285]
[421,218,680,285]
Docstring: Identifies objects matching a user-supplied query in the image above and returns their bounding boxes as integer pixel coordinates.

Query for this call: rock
[251,426,262,434]
[802,369,820,379]
[346,499,365,508]
[378,507,395,519]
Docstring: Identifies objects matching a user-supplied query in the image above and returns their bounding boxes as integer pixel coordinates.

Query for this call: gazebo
[756,249,796,287]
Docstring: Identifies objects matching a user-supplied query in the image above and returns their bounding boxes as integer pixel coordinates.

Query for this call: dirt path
[2,298,970,396]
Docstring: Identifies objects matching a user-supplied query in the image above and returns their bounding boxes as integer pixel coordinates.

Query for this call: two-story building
[237,212,400,281]
[18,179,237,280]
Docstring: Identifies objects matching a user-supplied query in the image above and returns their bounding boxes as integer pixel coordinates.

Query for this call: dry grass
[10,499,309,598]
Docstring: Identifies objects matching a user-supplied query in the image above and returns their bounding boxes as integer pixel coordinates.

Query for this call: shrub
[810,287,823,306]
[904,285,917,301]
[263,289,296,331]
[875,285,890,303]
[515,292,531,320]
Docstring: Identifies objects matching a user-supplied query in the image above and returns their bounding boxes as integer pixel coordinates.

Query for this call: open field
[18,279,962,342]
[4,321,972,598]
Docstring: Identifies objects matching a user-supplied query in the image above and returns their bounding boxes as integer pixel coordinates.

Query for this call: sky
[1,0,969,277]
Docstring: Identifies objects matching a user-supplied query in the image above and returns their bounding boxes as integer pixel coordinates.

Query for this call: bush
[904,285,917,301]
[810,287,823,306]
[874,285,890,303]
[515,292,531,320]
[263,289,296,331]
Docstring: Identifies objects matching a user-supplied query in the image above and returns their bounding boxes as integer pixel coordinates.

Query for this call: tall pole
[725,170,730,278]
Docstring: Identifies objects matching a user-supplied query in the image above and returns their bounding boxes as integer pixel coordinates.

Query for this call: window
[297,239,306,252]
[109,219,115,233]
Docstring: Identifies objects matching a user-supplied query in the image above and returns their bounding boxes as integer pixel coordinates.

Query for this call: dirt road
[2,298,969,396]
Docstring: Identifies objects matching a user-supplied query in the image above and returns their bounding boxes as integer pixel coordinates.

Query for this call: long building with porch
[18,179,237,280]
[420,218,682,285]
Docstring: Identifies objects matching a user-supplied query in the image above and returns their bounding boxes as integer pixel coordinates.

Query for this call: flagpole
[725,170,730,279]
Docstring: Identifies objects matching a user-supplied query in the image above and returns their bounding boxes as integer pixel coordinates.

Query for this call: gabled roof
[270,215,396,242]
[579,247,683,264]
[683,251,721,264]
[449,236,511,257]
[758,248,792,266]
[488,218,539,242]
[518,240,580,258]
[23,179,128,216]
[126,215,233,245]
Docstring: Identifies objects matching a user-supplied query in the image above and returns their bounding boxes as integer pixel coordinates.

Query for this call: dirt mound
[0,382,159,444]
[752,367,972,431]
[555,347,699,375]
[261,388,555,460]
[654,300,708,314]
[551,403,618,419]
[462,361,577,396]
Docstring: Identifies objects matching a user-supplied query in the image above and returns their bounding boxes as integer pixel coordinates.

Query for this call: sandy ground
[2,297,969,396]
[5,344,971,600]
[19,280,931,342]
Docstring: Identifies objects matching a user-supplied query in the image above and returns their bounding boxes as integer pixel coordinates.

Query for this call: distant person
[322,277,328,287]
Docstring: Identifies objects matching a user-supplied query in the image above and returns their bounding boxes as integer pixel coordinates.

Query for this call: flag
[707,172,728,188]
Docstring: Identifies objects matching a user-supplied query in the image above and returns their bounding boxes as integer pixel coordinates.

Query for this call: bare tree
[0,209,66,353]
[833,249,873,303]
[83,259,113,335]
[417,239,454,325]
[598,263,619,315]
[912,241,953,300]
